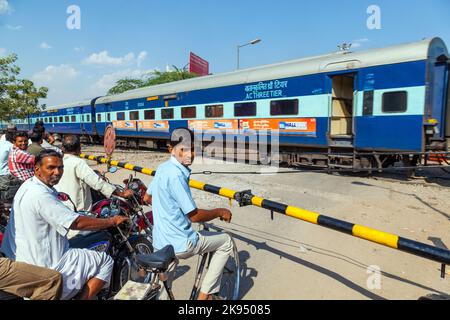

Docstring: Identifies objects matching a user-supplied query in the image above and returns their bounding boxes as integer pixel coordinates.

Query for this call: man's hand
[110,215,130,227]
[218,208,232,223]
[116,189,134,199]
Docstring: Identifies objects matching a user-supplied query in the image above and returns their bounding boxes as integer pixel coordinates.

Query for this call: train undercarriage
[78,132,450,176]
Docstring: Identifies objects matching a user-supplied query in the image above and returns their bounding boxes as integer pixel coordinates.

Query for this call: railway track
[80,142,450,188]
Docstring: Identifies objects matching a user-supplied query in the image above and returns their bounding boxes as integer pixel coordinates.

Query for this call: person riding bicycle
[143,128,233,301]
[1,150,129,300]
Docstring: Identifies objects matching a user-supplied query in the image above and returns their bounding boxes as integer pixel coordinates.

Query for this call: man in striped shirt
[8,132,35,182]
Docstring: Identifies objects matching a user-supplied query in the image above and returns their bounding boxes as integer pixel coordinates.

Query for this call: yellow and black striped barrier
[80,153,450,270]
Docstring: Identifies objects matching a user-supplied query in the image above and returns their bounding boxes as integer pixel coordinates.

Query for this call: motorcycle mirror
[57,192,70,202]
[108,166,118,174]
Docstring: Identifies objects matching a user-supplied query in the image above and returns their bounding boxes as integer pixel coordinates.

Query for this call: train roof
[97,37,447,105]
[49,37,448,109]
[42,100,93,113]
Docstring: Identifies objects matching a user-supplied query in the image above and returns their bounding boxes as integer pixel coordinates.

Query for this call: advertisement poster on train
[138,120,169,132]
[112,121,137,131]
[239,118,316,135]
[188,120,239,132]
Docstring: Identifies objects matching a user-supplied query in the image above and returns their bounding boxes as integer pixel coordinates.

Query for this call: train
[2,37,449,170]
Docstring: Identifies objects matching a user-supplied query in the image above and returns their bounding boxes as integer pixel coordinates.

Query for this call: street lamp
[237,38,261,70]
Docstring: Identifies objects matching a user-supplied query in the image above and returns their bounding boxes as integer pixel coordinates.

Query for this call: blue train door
[328,73,356,147]
[430,56,449,140]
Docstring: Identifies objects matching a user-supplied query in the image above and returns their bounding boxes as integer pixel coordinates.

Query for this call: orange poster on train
[112,120,137,130]
[188,120,239,132]
[239,118,316,135]
[138,120,169,132]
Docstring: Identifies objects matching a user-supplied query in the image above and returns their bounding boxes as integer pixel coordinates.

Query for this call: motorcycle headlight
[100,207,110,218]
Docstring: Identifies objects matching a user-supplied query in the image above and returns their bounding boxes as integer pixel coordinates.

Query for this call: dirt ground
[82,145,450,300]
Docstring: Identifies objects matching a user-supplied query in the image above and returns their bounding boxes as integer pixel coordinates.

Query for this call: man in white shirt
[55,135,133,212]
[1,150,129,300]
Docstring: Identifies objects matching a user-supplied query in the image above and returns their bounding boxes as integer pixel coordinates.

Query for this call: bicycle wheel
[217,237,240,300]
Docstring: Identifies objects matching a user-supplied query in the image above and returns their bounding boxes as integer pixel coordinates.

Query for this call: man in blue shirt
[144,128,233,300]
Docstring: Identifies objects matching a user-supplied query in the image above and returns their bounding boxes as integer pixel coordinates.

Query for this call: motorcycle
[58,192,153,298]
[90,167,154,243]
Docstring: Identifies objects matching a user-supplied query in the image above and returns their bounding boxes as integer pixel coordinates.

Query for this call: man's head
[30,129,44,144]
[13,132,29,150]
[5,123,17,143]
[34,120,45,129]
[62,135,81,155]
[168,128,195,167]
[34,150,64,187]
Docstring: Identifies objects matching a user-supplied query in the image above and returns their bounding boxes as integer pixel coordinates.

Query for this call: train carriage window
[65,116,70,122]
[362,91,374,116]
[144,109,155,120]
[117,112,125,121]
[81,115,84,122]
[59,116,63,123]
[54,117,58,123]
[97,114,102,122]
[382,91,407,113]
[48,117,53,123]
[71,116,76,122]
[129,111,139,121]
[107,113,111,122]
[181,106,197,119]
[44,118,48,123]
[234,102,257,117]
[86,114,91,122]
[161,108,174,119]
[205,105,224,118]
[270,99,299,116]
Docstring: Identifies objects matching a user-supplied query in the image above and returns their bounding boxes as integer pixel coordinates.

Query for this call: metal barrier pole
[80,153,450,269]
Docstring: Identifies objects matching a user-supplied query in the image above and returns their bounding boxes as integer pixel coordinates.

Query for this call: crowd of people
[0,125,234,300]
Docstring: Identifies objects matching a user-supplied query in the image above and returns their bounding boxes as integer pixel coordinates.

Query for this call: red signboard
[189,52,209,76]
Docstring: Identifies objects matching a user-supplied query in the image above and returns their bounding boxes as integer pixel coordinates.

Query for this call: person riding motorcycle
[55,135,133,212]
[0,254,63,300]
[1,150,129,300]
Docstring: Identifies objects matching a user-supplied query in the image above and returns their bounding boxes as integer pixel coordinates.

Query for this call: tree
[107,65,200,95]
[0,54,48,121]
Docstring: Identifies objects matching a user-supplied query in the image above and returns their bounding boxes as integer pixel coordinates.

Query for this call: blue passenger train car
[3,38,449,169]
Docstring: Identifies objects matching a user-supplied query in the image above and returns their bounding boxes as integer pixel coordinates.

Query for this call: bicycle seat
[136,245,175,270]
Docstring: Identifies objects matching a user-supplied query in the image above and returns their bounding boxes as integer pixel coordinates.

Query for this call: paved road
[84,146,450,300]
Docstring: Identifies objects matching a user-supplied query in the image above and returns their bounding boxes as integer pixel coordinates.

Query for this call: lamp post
[237,38,261,70]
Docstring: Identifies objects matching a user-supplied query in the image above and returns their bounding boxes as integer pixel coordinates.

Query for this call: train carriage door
[430,55,449,141]
[329,73,355,146]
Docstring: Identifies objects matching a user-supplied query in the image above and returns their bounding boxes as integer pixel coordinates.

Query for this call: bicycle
[115,222,240,300]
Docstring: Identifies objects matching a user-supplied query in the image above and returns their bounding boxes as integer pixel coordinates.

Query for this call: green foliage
[107,65,200,95]
[0,54,48,121]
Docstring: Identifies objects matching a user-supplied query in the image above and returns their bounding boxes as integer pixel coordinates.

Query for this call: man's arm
[17,150,35,165]
[143,193,152,205]
[75,159,131,198]
[188,208,232,223]
[70,215,128,231]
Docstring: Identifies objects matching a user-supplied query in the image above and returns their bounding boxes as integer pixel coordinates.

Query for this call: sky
[1,0,449,106]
